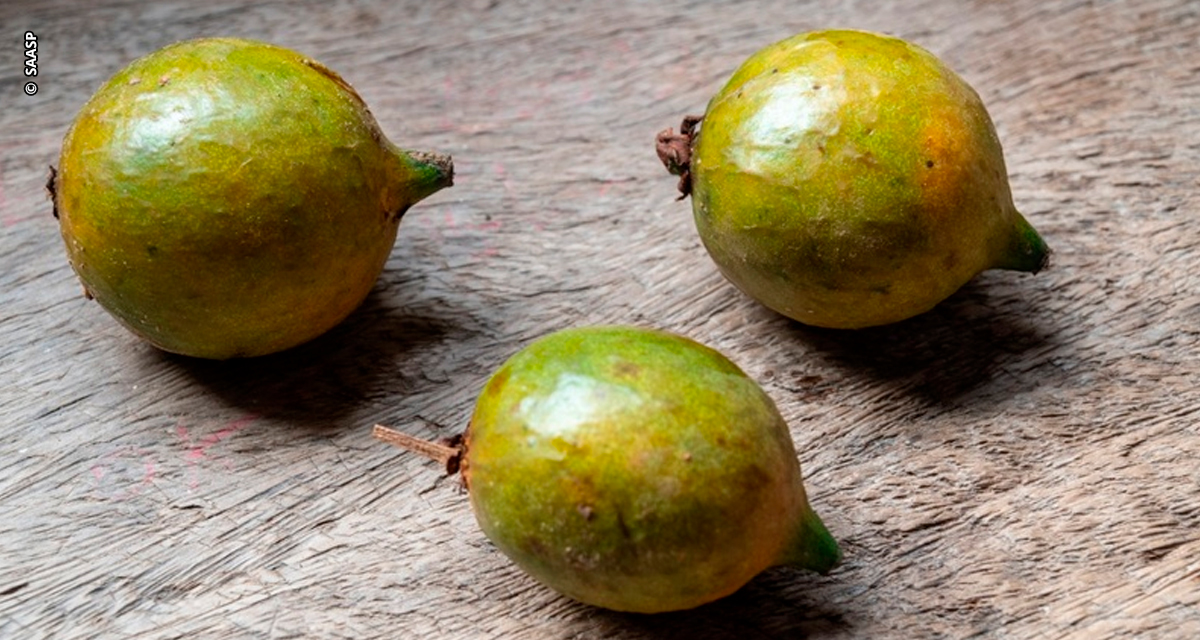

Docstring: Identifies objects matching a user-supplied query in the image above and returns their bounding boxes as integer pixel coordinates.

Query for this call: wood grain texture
[3,0,1199,637]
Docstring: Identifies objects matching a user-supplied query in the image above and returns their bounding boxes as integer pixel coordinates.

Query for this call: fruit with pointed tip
[398,325,841,613]
[53,37,453,359]
[658,29,1049,328]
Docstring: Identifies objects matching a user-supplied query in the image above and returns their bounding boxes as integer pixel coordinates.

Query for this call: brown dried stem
[373,424,464,474]
[655,114,703,199]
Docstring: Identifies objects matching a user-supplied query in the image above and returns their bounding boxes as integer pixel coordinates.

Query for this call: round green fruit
[658,29,1049,329]
[462,326,840,613]
[53,37,452,359]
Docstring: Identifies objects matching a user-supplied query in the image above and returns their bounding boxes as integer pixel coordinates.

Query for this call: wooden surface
[4,0,1199,637]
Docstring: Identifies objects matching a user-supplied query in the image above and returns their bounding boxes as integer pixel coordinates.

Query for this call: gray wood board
[3,0,1198,638]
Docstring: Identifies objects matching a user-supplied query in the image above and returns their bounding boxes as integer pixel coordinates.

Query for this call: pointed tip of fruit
[780,503,843,575]
[407,150,454,188]
[995,211,1051,274]
[389,147,454,208]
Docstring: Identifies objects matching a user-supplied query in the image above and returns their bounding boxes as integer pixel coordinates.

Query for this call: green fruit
[657,29,1049,329]
[463,326,840,613]
[52,37,452,359]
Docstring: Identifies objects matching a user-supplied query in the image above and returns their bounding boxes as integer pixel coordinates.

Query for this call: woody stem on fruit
[373,424,464,474]
[655,115,703,199]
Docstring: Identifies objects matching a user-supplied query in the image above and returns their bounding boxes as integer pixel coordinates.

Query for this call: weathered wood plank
[3,0,1199,637]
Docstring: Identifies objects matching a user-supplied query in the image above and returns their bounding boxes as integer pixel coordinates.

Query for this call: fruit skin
[669,29,1048,329]
[464,326,840,613]
[53,37,452,359]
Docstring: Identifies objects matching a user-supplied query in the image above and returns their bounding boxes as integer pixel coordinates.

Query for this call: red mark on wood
[176,414,258,489]
[89,447,157,500]
[493,161,515,199]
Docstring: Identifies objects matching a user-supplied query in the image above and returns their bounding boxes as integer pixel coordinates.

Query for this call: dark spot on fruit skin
[147,245,159,257]
[613,361,640,378]
[523,536,550,559]
[616,509,632,540]
[485,367,511,397]
[926,160,935,168]
[733,464,776,504]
